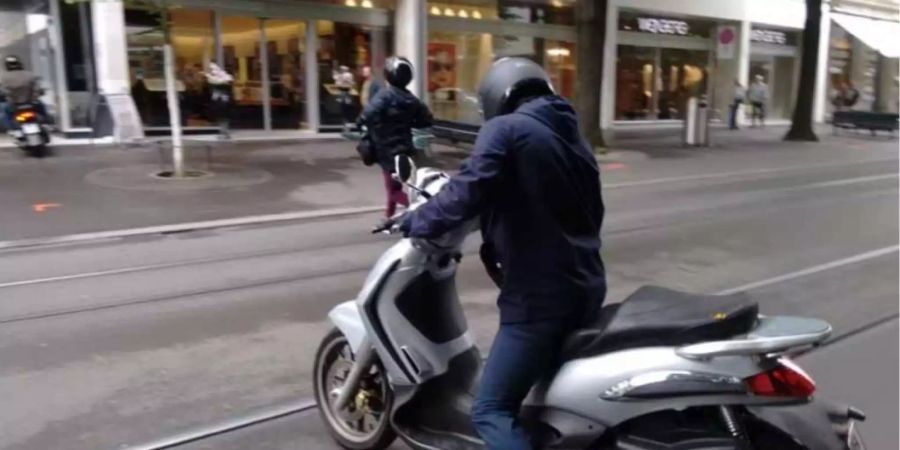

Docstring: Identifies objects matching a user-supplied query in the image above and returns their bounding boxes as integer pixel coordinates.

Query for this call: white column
[394,0,426,98]
[599,3,619,136]
[91,0,129,95]
[737,19,751,126]
[260,19,271,130]
[305,20,320,131]
[48,0,71,131]
[813,4,831,123]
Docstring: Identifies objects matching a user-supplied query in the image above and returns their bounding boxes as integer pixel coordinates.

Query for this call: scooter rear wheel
[314,328,396,450]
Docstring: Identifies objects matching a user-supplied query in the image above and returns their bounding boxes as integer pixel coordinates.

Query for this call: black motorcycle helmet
[384,56,413,88]
[4,55,23,71]
[477,57,554,121]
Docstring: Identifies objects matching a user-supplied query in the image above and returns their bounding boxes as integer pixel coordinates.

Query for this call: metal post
[214,11,223,67]
[305,20,320,131]
[260,18,271,131]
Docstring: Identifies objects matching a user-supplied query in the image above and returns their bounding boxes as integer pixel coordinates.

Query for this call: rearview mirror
[394,155,415,183]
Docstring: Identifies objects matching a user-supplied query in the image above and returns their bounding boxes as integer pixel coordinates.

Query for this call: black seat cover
[562,285,758,360]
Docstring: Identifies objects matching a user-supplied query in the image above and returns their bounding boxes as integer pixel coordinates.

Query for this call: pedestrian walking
[729,79,745,130]
[333,65,356,129]
[205,62,234,140]
[357,56,433,231]
[747,74,768,127]
[832,80,860,111]
[359,65,383,108]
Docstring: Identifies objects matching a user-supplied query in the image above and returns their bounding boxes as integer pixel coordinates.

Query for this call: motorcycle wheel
[314,328,396,450]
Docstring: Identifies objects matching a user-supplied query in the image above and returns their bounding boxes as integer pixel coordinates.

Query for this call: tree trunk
[575,0,607,148]
[785,0,821,141]
[163,26,185,177]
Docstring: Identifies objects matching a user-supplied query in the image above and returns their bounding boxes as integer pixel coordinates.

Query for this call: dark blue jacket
[359,85,432,172]
[401,96,606,324]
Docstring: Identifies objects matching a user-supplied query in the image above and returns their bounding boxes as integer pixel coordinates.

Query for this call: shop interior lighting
[444,8,456,17]
[361,0,373,7]
[345,0,357,6]
[458,9,469,18]
[472,10,482,19]
[430,6,442,15]
[547,47,571,57]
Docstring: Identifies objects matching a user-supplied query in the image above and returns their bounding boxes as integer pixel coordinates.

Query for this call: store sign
[751,29,788,45]
[717,26,737,59]
[637,17,689,35]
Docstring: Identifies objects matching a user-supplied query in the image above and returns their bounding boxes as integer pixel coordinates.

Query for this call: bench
[832,111,899,136]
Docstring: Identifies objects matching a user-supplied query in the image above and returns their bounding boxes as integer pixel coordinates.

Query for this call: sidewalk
[0,126,895,243]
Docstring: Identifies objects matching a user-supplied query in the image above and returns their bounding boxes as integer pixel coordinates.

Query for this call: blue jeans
[729,100,742,129]
[472,318,574,449]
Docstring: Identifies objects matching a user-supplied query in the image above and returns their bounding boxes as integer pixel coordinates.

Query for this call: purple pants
[383,170,409,217]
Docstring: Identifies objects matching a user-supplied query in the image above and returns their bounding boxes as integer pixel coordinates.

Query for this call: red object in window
[746,358,816,397]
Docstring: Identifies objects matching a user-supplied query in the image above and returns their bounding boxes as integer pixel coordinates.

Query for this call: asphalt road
[0,141,896,450]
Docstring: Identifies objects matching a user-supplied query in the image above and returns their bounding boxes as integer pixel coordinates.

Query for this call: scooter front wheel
[314,328,396,450]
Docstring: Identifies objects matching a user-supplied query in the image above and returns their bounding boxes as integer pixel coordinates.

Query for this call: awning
[832,13,900,58]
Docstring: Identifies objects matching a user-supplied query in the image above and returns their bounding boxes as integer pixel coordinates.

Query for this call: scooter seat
[561,285,758,360]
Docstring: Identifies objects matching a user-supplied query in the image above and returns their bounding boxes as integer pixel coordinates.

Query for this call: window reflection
[317,21,387,128]
[266,20,307,129]
[221,16,263,129]
[126,8,215,127]
[427,31,576,124]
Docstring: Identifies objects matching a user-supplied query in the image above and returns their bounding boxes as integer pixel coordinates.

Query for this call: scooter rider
[399,57,606,449]
[358,56,433,232]
[0,55,46,125]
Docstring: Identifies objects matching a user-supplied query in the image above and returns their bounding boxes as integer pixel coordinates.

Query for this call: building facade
[0,0,897,138]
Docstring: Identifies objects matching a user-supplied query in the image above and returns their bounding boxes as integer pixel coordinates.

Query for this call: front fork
[333,337,376,411]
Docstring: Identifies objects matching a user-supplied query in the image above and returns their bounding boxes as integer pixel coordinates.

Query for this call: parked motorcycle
[8,103,50,157]
[313,156,866,450]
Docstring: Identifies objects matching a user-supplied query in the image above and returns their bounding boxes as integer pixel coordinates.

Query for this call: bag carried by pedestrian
[356,132,376,166]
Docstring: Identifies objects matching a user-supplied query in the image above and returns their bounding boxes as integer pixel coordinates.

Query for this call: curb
[0,206,383,251]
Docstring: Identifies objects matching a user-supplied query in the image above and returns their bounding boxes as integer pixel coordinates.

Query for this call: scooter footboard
[328,301,367,352]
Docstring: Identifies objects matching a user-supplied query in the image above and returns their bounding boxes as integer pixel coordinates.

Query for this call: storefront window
[126,8,214,127]
[615,45,655,120]
[615,45,709,121]
[265,20,307,129]
[428,0,575,26]
[58,0,94,127]
[221,16,263,129]
[317,20,387,128]
[657,48,708,120]
[427,30,576,124]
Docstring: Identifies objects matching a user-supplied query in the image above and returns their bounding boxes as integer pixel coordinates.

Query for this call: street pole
[163,30,184,177]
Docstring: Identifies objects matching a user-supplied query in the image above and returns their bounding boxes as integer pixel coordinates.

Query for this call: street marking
[604,157,897,189]
[715,245,900,295]
[32,203,61,212]
[0,206,384,251]
[0,157,894,251]
[602,163,627,170]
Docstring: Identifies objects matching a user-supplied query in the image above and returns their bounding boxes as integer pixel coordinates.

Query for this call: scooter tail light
[16,111,35,122]
[746,358,816,397]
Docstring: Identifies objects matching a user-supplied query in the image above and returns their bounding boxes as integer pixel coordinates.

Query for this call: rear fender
[328,301,368,353]
[746,398,858,450]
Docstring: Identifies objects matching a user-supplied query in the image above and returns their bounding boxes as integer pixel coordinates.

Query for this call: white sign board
[717,26,737,60]
[751,29,788,45]
[106,94,145,143]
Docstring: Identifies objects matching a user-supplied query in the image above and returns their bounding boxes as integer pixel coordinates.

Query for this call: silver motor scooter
[314,156,866,450]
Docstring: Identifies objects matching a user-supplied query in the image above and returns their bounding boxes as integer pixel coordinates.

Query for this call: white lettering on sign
[637,17,689,35]
[751,29,788,45]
